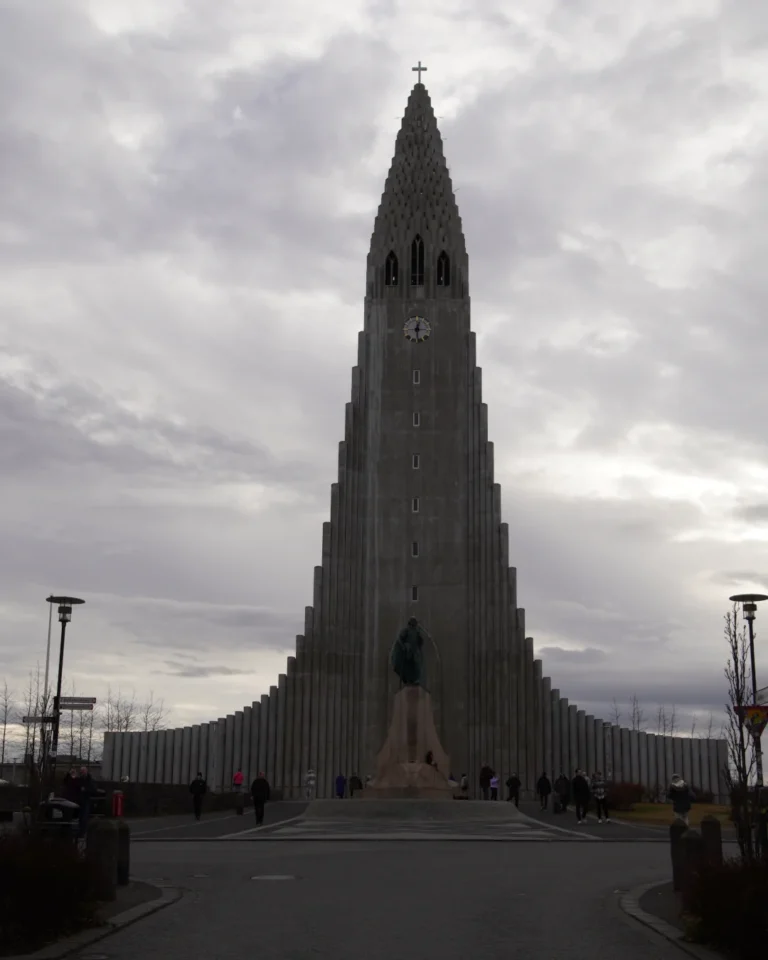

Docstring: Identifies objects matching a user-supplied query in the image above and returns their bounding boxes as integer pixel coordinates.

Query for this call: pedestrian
[536,772,552,810]
[668,774,695,826]
[189,771,207,821]
[304,768,316,800]
[505,773,521,807]
[349,773,363,797]
[335,773,347,798]
[590,770,610,823]
[75,766,95,838]
[232,767,245,814]
[61,766,79,804]
[572,769,591,824]
[490,773,499,801]
[459,773,469,799]
[479,764,494,801]
[250,770,271,825]
[554,772,570,814]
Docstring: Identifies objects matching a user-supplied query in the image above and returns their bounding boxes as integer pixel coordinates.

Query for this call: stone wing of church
[102,83,729,801]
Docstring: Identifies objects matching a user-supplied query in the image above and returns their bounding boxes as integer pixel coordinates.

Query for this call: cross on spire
[412,61,427,84]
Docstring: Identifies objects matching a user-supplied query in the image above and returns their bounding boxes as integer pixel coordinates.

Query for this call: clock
[403,316,431,342]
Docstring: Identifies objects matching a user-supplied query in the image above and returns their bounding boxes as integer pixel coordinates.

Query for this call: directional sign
[60,697,97,705]
[59,703,94,711]
[22,716,55,724]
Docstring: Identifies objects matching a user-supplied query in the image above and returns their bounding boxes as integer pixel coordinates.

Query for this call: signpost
[22,716,56,724]
[60,697,96,705]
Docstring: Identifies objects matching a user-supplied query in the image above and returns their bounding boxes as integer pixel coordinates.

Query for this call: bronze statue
[390,617,429,687]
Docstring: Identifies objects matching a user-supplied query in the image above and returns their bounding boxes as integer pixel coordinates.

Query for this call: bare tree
[723,604,757,860]
[689,713,697,738]
[0,680,14,765]
[139,691,168,732]
[630,695,645,732]
[656,705,667,735]
[668,704,678,736]
[609,698,622,726]
[99,687,138,734]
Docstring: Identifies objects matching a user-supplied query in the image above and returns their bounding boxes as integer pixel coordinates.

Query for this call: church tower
[102,77,730,807]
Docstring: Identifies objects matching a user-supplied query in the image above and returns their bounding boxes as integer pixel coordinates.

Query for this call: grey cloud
[537,646,607,665]
[162,661,253,678]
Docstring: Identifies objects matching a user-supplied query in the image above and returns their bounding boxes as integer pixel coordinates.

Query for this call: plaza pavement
[71,838,699,960]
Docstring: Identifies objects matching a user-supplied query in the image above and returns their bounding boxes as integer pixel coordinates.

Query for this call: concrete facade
[100,81,730,800]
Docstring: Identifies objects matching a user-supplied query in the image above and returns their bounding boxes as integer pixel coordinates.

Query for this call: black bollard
[699,815,723,867]
[86,819,119,902]
[680,827,705,914]
[670,820,687,892]
[116,818,131,886]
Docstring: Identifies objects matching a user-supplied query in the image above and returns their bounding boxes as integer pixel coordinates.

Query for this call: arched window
[385,251,398,286]
[410,235,424,286]
[436,250,450,286]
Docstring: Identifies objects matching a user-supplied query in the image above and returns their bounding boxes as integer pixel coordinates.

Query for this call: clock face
[403,316,431,343]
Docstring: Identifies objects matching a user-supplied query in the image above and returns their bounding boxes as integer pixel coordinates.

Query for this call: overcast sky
[2,0,767,747]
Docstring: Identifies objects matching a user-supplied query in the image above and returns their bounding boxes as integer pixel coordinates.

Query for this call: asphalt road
[74,840,694,960]
[129,802,308,840]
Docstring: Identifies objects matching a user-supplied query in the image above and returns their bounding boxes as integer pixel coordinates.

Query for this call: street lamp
[46,595,85,796]
[730,593,768,788]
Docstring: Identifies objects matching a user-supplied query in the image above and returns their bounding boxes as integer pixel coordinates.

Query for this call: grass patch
[617,802,731,826]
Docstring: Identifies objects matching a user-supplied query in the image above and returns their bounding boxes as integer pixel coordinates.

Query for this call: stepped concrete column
[628,729,639,783]
[223,714,235,789]
[111,733,123,781]
[568,705,578,774]
[593,719,603,775]
[249,702,261,782]
[560,699,570,778]
[258,694,269,780]
[197,724,207,782]
[146,732,157,783]
[638,731,648,792]
[532,654,544,778]
[101,733,115,781]
[664,736,674,788]
[232,711,244,786]
[162,729,174,783]
[130,732,141,782]
[542,675,552,779]
[181,727,193,784]
[190,725,201,779]
[284,661,297,798]
[242,706,252,781]
[267,686,278,787]
[672,737,683,778]
[715,740,728,802]
[585,715,595,775]
[691,733,701,790]
[682,737,693,785]
[550,689,561,777]
[698,739,710,793]
[213,719,226,792]
[647,734,658,797]
[276,674,287,789]
[611,725,622,782]
[576,710,586,770]
[621,728,631,782]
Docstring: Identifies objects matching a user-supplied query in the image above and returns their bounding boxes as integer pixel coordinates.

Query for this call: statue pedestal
[367,685,454,799]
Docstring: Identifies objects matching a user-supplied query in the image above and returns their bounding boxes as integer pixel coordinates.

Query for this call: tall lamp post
[46,595,85,796]
[730,593,767,789]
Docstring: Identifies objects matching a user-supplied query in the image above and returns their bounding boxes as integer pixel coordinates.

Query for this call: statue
[390,617,429,687]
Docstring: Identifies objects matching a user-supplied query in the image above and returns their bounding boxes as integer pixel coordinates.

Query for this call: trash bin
[37,797,80,842]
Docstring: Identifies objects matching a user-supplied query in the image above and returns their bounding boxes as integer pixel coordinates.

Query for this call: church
[102,75,729,801]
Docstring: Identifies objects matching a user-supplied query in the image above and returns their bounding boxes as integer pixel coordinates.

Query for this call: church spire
[368,79,467,295]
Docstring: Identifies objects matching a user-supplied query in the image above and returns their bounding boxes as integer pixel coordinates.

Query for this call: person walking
[459,773,469,799]
[304,768,316,800]
[479,764,494,801]
[349,773,363,797]
[572,769,591,824]
[490,773,499,801]
[669,774,695,826]
[536,772,552,810]
[232,768,245,814]
[76,766,94,838]
[505,773,521,807]
[335,773,347,798]
[553,772,570,814]
[590,771,610,822]
[61,766,79,804]
[189,771,207,821]
[250,771,271,825]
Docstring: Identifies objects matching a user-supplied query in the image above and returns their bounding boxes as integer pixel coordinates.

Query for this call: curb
[619,880,724,960]
[133,833,668,842]
[4,883,184,960]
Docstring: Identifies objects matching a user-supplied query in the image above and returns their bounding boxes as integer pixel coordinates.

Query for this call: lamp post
[730,593,767,789]
[46,595,85,796]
